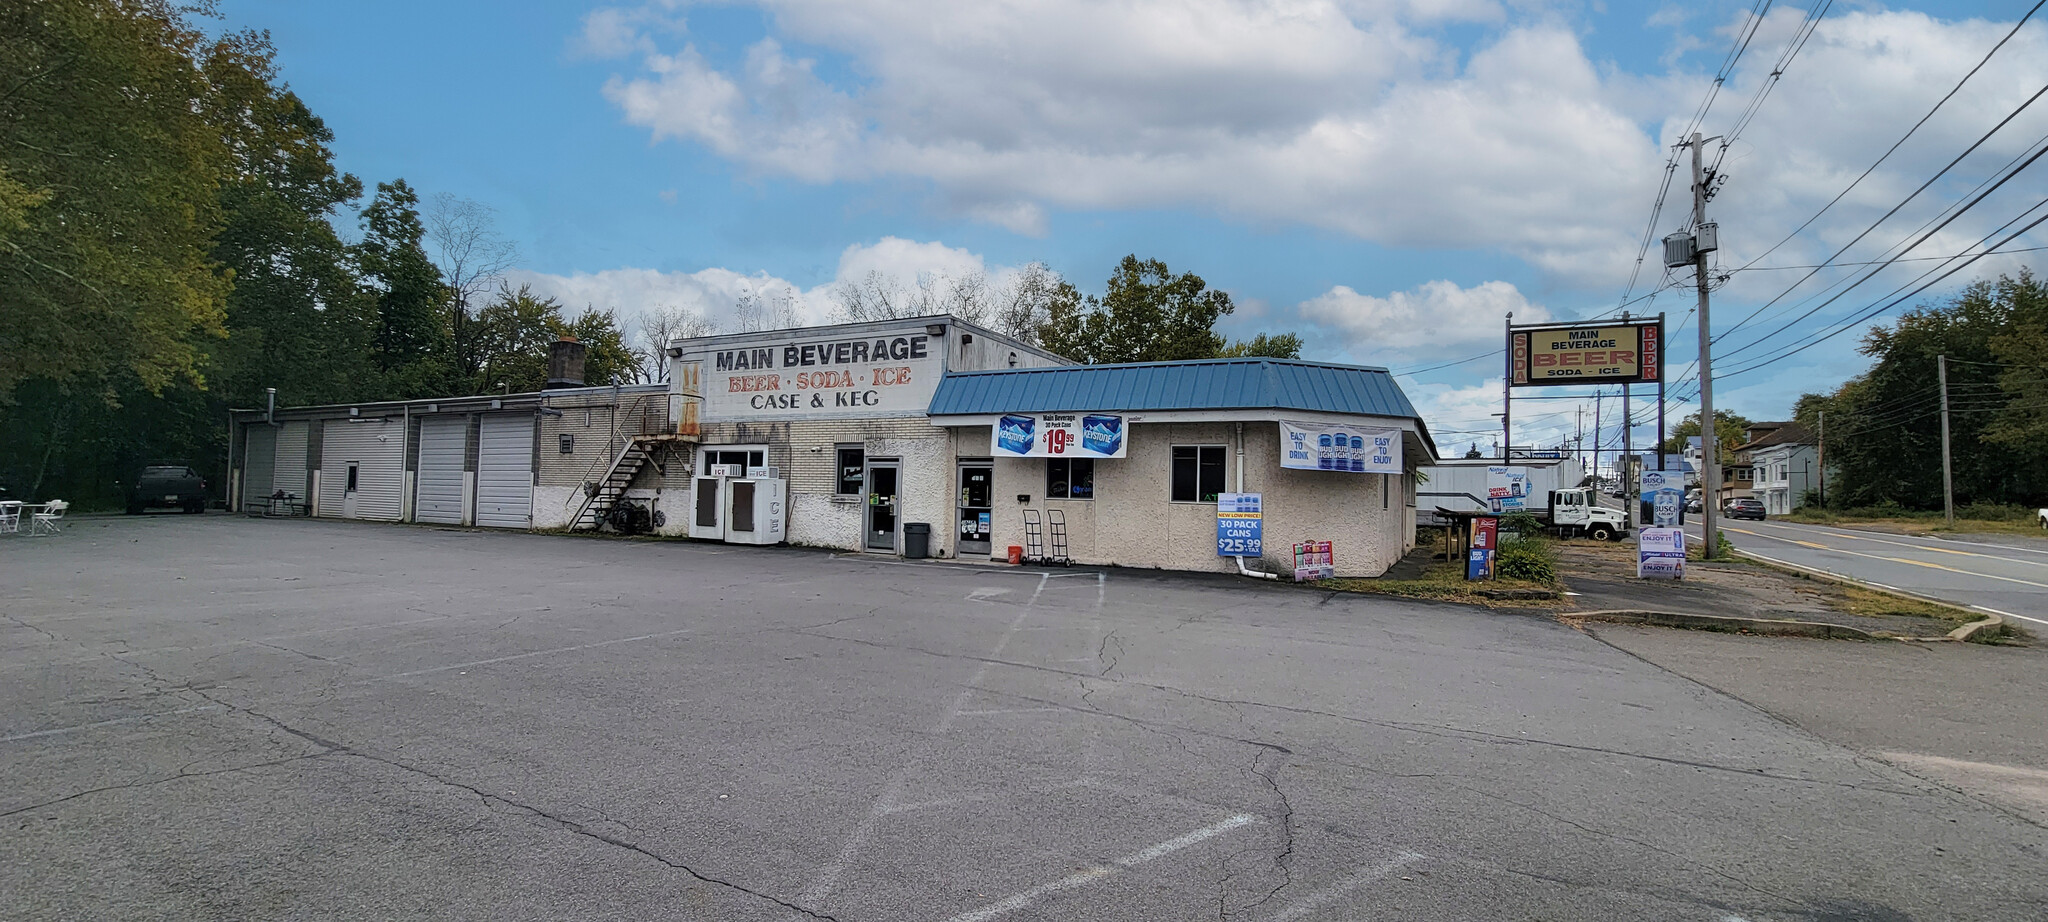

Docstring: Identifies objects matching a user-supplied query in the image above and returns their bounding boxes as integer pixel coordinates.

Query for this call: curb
[1565,609,1881,640]
[1727,548,2006,644]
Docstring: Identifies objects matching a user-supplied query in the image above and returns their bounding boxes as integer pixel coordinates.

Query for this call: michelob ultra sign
[1510,321,1661,387]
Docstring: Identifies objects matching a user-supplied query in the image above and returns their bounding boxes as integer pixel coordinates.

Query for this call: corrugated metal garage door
[274,421,310,503]
[318,417,405,521]
[415,415,467,525]
[242,424,276,512]
[475,412,534,529]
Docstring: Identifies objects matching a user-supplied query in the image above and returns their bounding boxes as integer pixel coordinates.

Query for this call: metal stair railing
[568,438,649,531]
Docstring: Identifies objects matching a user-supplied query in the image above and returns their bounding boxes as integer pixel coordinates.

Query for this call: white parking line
[1264,852,1428,922]
[939,813,1258,922]
[801,573,1053,905]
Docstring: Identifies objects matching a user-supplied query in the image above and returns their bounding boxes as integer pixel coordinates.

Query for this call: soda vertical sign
[1216,493,1263,557]
[1467,516,1499,580]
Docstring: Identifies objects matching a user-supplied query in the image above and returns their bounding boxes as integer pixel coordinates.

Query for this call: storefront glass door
[864,460,900,551]
[957,461,993,557]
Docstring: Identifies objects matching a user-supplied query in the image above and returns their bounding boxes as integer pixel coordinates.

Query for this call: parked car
[1724,497,1766,521]
[1685,494,1704,514]
[126,466,208,514]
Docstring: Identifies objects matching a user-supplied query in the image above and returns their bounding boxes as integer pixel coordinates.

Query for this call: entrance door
[864,460,900,551]
[957,461,993,557]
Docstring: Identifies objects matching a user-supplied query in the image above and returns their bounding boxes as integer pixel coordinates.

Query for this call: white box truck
[1419,458,1629,540]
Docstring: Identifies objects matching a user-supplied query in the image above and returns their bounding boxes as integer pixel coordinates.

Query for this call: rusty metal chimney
[546,335,586,389]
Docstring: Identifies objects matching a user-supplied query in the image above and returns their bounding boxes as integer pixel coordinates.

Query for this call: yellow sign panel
[1510,323,1660,386]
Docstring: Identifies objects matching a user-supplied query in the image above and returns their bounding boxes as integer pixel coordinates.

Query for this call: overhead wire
[1719,0,2048,276]
[1618,0,1776,308]
[1714,82,2048,354]
[1711,197,2048,380]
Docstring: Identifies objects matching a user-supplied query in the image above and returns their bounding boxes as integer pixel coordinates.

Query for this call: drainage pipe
[1234,421,1278,580]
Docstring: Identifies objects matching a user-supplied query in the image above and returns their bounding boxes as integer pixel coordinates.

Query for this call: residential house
[1733,421,1818,514]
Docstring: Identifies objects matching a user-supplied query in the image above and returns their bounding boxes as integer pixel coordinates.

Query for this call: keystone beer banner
[1510,321,1662,387]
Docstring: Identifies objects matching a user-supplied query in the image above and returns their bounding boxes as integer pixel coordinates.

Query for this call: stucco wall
[977,421,1411,577]
[678,418,954,554]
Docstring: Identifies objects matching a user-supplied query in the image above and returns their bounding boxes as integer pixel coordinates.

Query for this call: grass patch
[1828,583,1976,623]
[1319,562,1561,606]
[1780,503,2045,536]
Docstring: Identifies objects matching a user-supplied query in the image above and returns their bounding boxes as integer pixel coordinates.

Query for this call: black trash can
[904,522,932,559]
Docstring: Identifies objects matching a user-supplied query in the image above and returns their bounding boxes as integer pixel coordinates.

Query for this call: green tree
[1038,256,1234,363]
[1662,410,1752,455]
[0,0,231,401]
[355,180,453,396]
[556,307,641,386]
[1804,274,2037,509]
[1218,333,1304,358]
[202,30,375,409]
[472,284,560,394]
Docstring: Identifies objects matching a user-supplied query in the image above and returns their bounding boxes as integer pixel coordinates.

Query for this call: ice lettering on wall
[1280,421,1401,474]
[684,331,941,421]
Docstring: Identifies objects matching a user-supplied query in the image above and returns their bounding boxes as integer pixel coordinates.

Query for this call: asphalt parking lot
[6,515,2046,921]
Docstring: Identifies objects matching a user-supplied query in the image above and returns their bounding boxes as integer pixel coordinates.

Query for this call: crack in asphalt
[56,651,837,920]
[211,691,840,921]
[1235,747,1297,919]
[1096,630,1123,677]
[790,630,1924,795]
[3,753,329,821]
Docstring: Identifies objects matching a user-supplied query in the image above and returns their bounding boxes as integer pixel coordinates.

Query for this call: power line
[1713,199,2048,380]
[1717,122,2048,352]
[1721,0,2048,275]
[1618,1,1777,307]
[1734,245,2048,271]
[1713,0,1832,174]
[1715,83,2048,355]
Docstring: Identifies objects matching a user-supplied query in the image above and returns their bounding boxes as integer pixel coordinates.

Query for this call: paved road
[1690,517,2048,628]
[6,515,2046,920]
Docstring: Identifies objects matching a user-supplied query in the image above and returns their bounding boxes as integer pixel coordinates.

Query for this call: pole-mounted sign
[1509,321,1664,387]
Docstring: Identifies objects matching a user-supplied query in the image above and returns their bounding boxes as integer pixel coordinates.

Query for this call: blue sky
[215,0,2047,459]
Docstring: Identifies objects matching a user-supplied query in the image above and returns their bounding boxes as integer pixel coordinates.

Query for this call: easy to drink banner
[1216,493,1263,558]
[1280,421,1401,473]
[992,412,1127,458]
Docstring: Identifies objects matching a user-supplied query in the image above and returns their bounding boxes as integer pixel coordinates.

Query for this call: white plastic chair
[28,500,67,536]
[0,501,20,535]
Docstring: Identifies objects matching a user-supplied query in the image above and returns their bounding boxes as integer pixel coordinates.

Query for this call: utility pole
[1939,354,1954,525]
[1817,409,1826,506]
[1593,390,1603,486]
[1621,312,1633,528]
[1502,312,1513,460]
[1577,406,1585,478]
[1692,132,1721,558]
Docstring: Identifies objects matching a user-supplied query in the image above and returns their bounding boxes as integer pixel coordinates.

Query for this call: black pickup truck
[126,466,208,514]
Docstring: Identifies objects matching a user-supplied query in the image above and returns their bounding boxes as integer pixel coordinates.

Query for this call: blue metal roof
[930,358,1433,452]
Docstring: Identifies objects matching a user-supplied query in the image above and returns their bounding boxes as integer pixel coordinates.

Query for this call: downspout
[1234,421,1278,580]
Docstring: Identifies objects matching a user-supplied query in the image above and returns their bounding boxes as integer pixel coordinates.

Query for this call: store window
[836,446,865,495]
[1170,445,1227,503]
[1047,458,1094,499]
[705,448,765,471]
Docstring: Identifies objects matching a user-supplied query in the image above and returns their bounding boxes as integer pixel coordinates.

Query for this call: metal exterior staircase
[570,438,658,531]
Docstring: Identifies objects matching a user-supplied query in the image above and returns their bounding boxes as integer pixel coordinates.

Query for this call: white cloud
[505,236,1012,333]
[587,3,2048,292]
[1296,279,1548,363]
